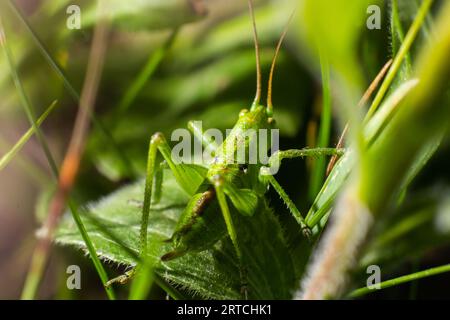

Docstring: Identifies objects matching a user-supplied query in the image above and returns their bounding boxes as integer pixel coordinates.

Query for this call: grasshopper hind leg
[239,265,249,300]
[160,248,187,262]
[160,189,224,261]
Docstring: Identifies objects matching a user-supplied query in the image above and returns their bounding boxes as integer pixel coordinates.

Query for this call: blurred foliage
[0,0,449,299]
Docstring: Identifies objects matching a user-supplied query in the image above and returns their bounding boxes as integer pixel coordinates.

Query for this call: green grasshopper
[107,0,342,297]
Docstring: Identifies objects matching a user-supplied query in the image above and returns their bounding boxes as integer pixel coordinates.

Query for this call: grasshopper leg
[265,148,344,176]
[213,175,248,299]
[153,160,167,204]
[258,148,344,239]
[127,161,166,208]
[261,173,312,239]
[108,132,207,288]
[140,132,207,257]
[105,268,136,287]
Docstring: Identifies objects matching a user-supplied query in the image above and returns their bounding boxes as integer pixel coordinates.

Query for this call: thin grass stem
[0,101,57,172]
[349,263,450,298]
[309,52,331,200]
[1,2,117,300]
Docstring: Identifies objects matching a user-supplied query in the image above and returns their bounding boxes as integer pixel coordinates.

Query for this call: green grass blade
[0,100,58,172]
[0,15,58,178]
[349,263,450,298]
[390,0,412,77]
[305,80,418,229]
[7,0,78,100]
[21,200,117,300]
[0,137,49,185]
[366,0,433,118]
[1,11,115,300]
[128,261,154,300]
[67,200,116,300]
[309,52,332,200]
[116,28,178,115]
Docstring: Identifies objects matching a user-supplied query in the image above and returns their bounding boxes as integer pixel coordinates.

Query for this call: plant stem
[128,262,154,300]
[154,275,184,300]
[67,200,116,299]
[349,263,450,298]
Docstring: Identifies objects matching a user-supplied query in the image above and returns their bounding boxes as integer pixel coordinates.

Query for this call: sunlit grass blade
[0,137,48,185]
[390,0,412,78]
[309,52,331,200]
[305,79,419,229]
[326,59,392,176]
[305,0,434,230]
[349,263,450,298]
[0,100,57,172]
[67,200,116,299]
[366,0,433,118]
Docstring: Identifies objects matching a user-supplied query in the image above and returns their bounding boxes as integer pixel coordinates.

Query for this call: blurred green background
[0,0,449,299]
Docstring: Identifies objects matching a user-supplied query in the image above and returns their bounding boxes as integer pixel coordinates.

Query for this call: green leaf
[55,170,295,299]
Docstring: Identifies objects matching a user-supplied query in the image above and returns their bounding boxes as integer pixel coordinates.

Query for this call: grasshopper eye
[239,164,249,173]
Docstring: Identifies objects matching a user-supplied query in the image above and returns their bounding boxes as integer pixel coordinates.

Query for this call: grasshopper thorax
[206,105,274,183]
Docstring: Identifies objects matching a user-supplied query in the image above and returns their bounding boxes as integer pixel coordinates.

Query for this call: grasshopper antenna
[267,10,295,116]
[248,0,261,109]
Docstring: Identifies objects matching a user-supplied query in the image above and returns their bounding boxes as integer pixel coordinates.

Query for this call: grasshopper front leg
[260,148,344,239]
[261,173,312,239]
[107,132,207,287]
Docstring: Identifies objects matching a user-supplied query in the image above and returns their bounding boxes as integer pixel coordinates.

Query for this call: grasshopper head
[239,105,274,130]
